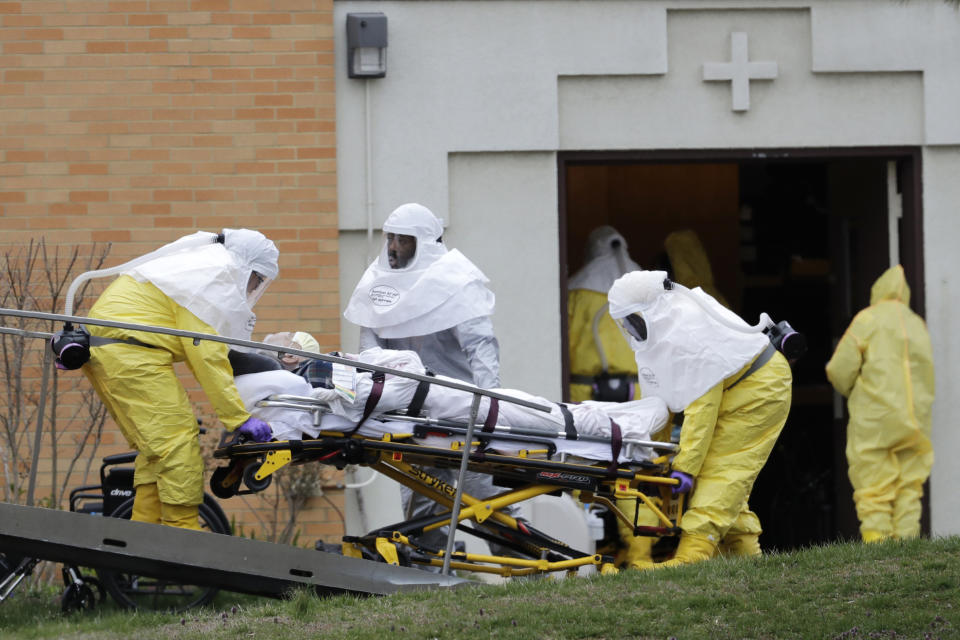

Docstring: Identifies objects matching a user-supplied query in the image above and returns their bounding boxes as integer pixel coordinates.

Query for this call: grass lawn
[1,536,957,639]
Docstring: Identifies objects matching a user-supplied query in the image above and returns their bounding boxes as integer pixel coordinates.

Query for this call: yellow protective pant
[680,353,792,544]
[616,498,659,569]
[130,483,202,530]
[83,343,204,509]
[849,429,933,540]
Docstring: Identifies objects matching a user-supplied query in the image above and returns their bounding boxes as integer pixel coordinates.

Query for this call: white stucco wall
[335,0,960,534]
[921,147,960,537]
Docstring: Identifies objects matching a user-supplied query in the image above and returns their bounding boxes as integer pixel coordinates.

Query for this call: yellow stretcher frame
[213,426,683,578]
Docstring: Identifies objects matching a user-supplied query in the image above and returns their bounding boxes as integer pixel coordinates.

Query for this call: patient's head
[262,331,321,370]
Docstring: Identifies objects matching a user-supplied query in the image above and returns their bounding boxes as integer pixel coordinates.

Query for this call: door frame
[557,145,926,539]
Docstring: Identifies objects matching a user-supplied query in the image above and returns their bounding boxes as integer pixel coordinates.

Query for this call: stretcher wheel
[210,465,242,499]
[242,462,272,493]
[60,582,97,613]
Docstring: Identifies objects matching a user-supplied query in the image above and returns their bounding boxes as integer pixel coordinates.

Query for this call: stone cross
[702,32,778,112]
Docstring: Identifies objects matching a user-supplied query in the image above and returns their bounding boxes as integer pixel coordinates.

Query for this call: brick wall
[0,0,344,545]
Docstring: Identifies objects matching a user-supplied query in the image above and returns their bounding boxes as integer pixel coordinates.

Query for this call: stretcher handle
[0,308,553,413]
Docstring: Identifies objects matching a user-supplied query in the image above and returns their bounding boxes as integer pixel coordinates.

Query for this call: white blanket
[233,348,670,463]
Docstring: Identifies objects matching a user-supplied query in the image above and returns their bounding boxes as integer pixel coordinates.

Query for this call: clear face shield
[378,231,419,270]
[616,313,648,345]
[245,270,273,307]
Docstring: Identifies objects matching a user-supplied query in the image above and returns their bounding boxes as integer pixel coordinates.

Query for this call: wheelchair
[1,448,232,613]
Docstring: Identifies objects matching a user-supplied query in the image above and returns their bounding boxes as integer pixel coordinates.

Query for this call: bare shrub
[0,239,111,507]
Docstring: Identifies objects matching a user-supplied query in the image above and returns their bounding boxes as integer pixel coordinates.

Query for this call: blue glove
[670,470,694,495]
[236,417,272,442]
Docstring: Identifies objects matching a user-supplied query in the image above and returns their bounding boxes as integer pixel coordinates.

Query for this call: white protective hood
[126,228,279,341]
[607,270,768,413]
[343,203,495,339]
[569,226,641,293]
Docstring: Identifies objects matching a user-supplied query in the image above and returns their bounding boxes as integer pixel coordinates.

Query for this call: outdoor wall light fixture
[346,12,388,78]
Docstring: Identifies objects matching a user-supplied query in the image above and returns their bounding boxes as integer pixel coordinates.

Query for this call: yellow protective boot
[657,533,717,568]
[861,529,890,544]
[621,535,656,570]
[160,502,203,531]
[718,533,761,558]
[131,483,162,524]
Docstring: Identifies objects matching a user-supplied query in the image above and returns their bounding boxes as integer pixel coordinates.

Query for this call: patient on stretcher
[229,346,670,464]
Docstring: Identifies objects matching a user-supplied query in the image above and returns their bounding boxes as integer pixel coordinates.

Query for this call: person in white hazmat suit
[343,203,519,560]
[607,270,793,567]
[81,229,278,530]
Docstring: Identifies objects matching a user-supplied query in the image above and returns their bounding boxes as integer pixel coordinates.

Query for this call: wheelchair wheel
[96,497,228,612]
[60,582,97,614]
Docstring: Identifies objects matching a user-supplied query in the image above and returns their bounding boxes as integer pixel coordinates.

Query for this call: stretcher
[211,387,685,578]
[0,307,684,579]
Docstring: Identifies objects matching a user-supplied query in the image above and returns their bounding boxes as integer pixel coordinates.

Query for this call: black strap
[405,371,435,416]
[348,371,385,436]
[726,343,776,391]
[558,404,578,440]
[606,419,623,477]
[89,335,157,350]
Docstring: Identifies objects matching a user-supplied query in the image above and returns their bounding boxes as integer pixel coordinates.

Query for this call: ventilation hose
[64,231,221,316]
[669,280,774,335]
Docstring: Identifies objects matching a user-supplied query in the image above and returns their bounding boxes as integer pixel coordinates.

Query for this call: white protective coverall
[343,203,509,555]
[83,229,278,529]
[825,264,935,542]
[608,270,792,566]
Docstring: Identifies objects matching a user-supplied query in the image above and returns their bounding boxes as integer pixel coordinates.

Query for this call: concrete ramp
[0,503,466,598]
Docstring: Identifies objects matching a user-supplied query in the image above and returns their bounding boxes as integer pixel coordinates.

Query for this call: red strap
[606,418,623,477]
[482,398,499,432]
[470,398,500,462]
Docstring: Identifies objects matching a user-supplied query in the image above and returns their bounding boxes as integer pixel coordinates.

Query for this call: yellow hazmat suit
[664,229,730,308]
[568,289,639,402]
[668,350,793,562]
[568,226,640,402]
[825,265,934,542]
[607,269,793,567]
[80,228,279,530]
[84,276,251,527]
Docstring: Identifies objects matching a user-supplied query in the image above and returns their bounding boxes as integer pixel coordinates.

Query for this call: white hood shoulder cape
[343,204,495,339]
[569,226,641,294]
[608,270,768,413]
[126,229,279,341]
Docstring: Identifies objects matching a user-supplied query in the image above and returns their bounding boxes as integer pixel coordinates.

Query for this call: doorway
[558,147,924,550]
